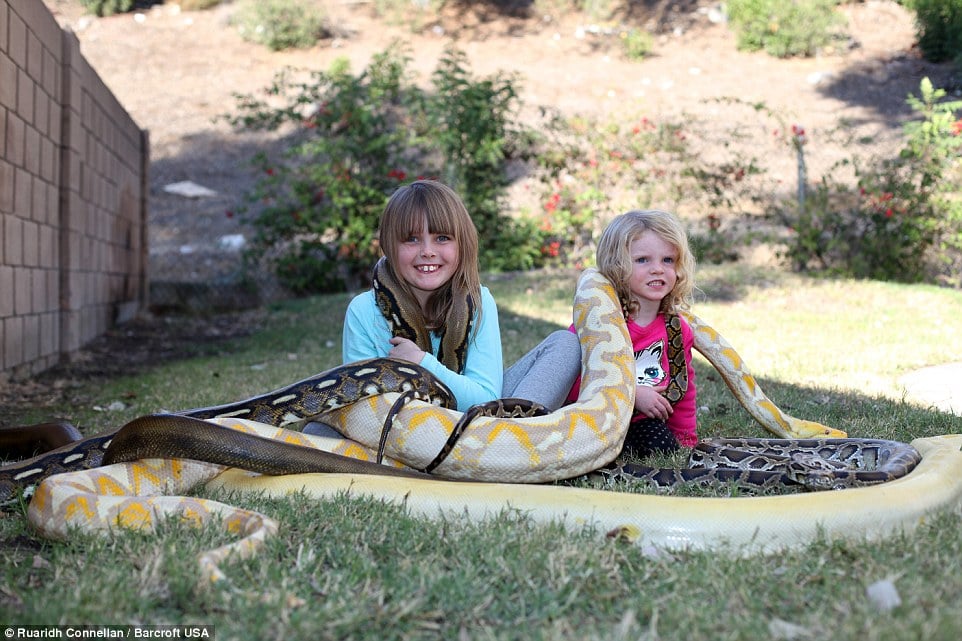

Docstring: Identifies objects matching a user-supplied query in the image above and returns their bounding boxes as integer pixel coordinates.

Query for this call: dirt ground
[5,0,954,418]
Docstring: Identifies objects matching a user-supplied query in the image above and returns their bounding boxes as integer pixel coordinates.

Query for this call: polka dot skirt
[622,417,680,458]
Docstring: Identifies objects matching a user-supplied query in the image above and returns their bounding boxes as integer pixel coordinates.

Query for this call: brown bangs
[420,196,456,239]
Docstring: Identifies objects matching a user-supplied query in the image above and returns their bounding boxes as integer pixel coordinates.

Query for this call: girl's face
[627,230,677,308]
[396,217,460,308]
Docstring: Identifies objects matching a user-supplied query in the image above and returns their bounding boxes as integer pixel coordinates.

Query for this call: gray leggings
[502,329,582,411]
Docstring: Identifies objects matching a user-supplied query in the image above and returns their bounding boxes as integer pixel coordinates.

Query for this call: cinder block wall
[0,0,148,382]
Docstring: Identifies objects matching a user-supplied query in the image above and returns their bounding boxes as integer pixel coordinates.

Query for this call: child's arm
[342,291,392,363]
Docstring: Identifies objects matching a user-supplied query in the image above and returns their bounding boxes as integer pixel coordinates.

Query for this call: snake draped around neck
[372,257,474,374]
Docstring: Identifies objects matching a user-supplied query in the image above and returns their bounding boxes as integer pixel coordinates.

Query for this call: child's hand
[634,384,673,421]
[388,336,426,364]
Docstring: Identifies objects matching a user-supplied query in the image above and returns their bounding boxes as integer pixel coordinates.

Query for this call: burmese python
[373,256,473,375]
[8,268,962,584]
[662,312,688,404]
[605,436,922,492]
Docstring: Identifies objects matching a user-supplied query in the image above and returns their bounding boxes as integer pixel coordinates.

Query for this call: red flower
[544,193,561,213]
[541,241,561,258]
[885,208,894,218]
[791,124,806,146]
[387,169,407,181]
[953,119,962,136]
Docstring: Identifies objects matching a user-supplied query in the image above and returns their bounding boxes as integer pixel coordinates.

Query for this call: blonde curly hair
[596,209,696,317]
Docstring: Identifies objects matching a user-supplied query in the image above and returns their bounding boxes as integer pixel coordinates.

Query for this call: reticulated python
[6,269,962,585]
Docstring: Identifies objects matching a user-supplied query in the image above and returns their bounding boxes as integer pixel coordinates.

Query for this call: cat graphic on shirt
[634,340,665,387]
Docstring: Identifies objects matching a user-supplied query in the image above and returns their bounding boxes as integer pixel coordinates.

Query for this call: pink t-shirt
[566,313,698,447]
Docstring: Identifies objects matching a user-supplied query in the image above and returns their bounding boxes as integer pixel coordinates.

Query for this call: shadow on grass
[693,359,961,443]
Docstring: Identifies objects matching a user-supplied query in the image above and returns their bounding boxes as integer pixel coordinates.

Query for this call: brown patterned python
[607,436,922,492]
[8,269,962,585]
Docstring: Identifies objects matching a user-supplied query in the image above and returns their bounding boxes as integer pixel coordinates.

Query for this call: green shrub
[80,0,133,16]
[726,0,847,57]
[905,0,962,66]
[227,48,422,293]
[620,28,653,60]
[429,47,540,271]
[232,0,327,51]
[527,107,767,269]
[225,44,542,294]
[688,214,742,265]
[371,0,444,31]
[179,0,224,10]
[775,78,962,283]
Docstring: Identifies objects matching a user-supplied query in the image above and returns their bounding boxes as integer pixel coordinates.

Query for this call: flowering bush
[775,78,962,284]
[226,48,421,293]
[225,44,542,293]
[528,112,692,268]
[528,105,770,268]
[429,49,541,271]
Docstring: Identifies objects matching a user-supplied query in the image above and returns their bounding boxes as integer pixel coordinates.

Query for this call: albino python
[6,269,962,585]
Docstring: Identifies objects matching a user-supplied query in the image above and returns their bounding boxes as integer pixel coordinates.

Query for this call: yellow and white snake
[10,269,962,584]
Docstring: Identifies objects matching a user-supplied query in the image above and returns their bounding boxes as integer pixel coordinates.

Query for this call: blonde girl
[568,209,699,454]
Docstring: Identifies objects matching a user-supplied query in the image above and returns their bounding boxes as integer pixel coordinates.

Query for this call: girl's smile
[397,221,459,308]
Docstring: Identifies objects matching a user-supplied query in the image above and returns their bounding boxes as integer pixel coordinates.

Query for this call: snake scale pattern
[5,268,962,585]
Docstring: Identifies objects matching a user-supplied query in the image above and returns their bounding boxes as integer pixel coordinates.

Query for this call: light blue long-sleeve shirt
[341,287,503,411]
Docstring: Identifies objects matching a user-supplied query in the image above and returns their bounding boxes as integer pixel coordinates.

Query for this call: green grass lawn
[2,264,961,639]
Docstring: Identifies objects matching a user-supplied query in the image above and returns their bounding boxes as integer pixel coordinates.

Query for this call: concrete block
[0,265,13,316]
[7,10,25,67]
[13,265,30,314]
[0,58,14,109]
[4,215,21,265]
[3,315,23,369]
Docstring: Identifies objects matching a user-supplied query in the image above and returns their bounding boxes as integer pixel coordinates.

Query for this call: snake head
[787,468,836,491]
[786,453,852,491]
[790,419,848,439]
